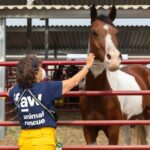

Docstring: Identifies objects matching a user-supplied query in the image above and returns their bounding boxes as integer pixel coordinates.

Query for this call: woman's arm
[62,53,95,94]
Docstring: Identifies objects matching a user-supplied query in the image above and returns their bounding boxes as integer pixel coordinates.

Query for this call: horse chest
[106,69,143,119]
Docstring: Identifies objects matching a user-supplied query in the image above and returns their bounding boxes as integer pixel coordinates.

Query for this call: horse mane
[97,14,115,27]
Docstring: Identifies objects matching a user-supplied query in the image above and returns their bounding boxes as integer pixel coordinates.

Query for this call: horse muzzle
[105,57,121,72]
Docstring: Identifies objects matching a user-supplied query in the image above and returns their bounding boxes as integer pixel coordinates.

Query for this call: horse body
[79,5,150,145]
[80,62,123,145]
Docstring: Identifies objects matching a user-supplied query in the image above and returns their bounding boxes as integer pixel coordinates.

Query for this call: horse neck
[90,60,106,77]
[85,62,109,91]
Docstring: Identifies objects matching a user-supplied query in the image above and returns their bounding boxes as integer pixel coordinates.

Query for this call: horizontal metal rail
[1,59,150,66]
[1,120,150,126]
[51,145,150,150]
[0,60,85,66]
[2,90,150,98]
[0,92,8,97]
[65,90,150,96]
[0,145,150,150]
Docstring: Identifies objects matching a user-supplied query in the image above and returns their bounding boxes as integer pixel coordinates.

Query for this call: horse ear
[108,5,116,22]
[90,4,97,24]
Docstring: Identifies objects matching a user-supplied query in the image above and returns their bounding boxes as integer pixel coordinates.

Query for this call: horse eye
[91,31,98,37]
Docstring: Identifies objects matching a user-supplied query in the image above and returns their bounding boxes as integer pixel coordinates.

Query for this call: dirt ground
[0,112,138,146]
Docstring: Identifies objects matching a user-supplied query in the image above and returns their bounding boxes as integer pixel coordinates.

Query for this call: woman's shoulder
[9,83,19,91]
[8,83,22,95]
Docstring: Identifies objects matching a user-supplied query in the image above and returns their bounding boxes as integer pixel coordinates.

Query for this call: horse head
[89,5,122,71]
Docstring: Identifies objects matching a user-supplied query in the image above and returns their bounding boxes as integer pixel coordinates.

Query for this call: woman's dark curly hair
[16,55,41,88]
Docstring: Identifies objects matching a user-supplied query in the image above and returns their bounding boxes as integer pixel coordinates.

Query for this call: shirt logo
[14,93,42,112]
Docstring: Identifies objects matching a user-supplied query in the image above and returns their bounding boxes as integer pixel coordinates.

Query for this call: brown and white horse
[79,5,150,145]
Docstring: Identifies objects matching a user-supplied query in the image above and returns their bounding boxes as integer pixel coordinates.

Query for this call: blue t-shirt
[9,81,62,129]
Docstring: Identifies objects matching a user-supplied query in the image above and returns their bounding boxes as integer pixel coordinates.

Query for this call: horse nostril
[106,53,111,60]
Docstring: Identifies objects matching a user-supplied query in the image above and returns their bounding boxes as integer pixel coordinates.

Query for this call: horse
[79,5,150,145]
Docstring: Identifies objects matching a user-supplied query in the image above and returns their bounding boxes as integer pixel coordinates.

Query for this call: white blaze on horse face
[103,24,121,71]
[103,24,118,54]
[106,69,143,119]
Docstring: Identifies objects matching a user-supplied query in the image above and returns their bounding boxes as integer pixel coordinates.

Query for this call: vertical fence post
[0,18,6,139]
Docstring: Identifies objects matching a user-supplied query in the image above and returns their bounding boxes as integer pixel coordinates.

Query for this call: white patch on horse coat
[106,69,143,119]
[90,60,105,78]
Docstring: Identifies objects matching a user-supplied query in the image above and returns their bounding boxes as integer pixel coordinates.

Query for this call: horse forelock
[97,14,115,27]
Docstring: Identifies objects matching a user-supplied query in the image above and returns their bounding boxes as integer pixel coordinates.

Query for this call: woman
[8,53,95,150]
